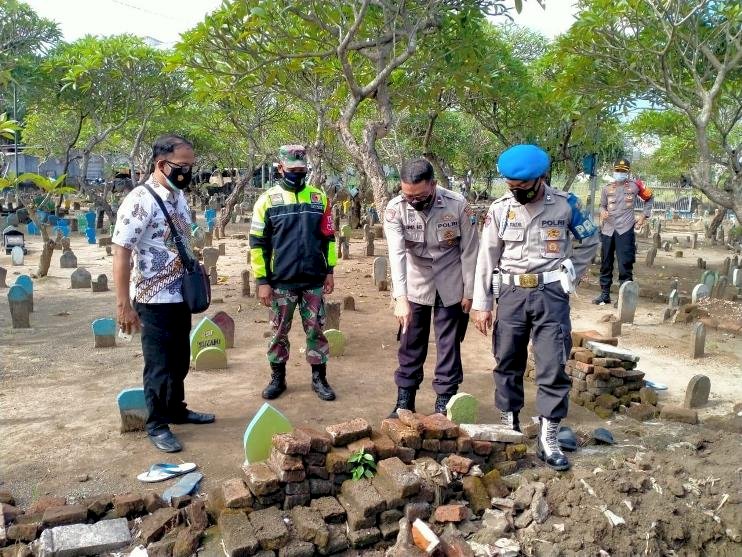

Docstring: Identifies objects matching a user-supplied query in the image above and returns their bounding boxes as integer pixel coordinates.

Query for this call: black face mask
[511,182,540,205]
[282,170,307,191]
[408,189,436,211]
[164,164,192,190]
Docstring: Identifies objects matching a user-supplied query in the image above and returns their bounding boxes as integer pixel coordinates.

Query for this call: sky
[25,0,578,45]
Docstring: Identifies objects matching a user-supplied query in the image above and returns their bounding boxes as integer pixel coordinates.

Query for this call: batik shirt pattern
[112,177,194,304]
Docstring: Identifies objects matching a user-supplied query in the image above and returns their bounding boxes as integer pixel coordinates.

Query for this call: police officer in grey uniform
[385,158,479,416]
[593,159,654,305]
[472,145,599,471]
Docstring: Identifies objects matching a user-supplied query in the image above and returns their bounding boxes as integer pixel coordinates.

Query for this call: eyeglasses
[164,160,193,173]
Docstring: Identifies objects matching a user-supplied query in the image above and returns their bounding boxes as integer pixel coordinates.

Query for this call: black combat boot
[262,363,287,400]
[500,410,521,432]
[311,364,336,401]
[537,417,571,471]
[592,291,611,305]
[434,393,453,414]
[388,387,416,418]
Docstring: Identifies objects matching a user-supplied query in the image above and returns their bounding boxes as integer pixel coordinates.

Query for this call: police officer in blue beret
[471,145,599,471]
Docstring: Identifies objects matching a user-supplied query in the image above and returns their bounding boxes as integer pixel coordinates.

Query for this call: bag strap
[142,183,195,272]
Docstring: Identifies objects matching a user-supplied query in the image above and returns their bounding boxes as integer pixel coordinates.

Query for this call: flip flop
[137,463,197,483]
[644,380,668,391]
[163,471,203,503]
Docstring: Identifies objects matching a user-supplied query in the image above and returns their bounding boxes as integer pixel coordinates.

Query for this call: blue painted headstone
[91,317,116,347]
[48,215,59,226]
[85,227,97,245]
[14,275,33,312]
[117,387,148,432]
[27,222,39,235]
[8,284,31,328]
[204,208,216,221]
[37,210,48,223]
[56,224,70,238]
[206,219,215,232]
[85,211,96,229]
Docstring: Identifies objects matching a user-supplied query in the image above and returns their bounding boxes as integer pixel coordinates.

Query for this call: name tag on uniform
[270,194,284,205]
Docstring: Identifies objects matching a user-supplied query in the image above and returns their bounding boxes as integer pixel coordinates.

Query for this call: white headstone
[691,283,710,303]
[10,246,24,266]
[668,289,679,309]
[373,257,388,286]
[617,281,639,324]
[732,268,741,288]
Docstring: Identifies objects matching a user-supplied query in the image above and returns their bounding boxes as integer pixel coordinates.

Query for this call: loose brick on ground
[339,478,386,517]
[223,478,254,509]
[380,419,422,449]
[139,507,180,544]
[291,506,330,549]
[325,418,371,446]
[434,504,469,523]
[445,454,473,475]
[295,427,332,453]
[248,506,290,550]
[113,493,145,518]
[310,497,346,523]
[219,510,259,557]
[243,462,281,496]
[375,457,421,499]
[41,505,87,528]
[370,431,397,459]
[273,432,311,456]
[420,413,459,439]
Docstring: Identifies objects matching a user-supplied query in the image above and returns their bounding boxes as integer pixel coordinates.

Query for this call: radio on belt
[491,269,501,300]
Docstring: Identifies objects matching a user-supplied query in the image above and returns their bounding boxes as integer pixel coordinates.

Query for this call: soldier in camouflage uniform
[250,145,337,401]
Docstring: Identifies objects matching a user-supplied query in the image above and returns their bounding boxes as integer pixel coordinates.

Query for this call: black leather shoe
[434,393,452,414]
[388,387,416,418]
[262,363,287,400]
[173,410,215,425]
[592,291,611,305]
[537,418,571,471]
[311,365,336,401]
[148,430,182,453]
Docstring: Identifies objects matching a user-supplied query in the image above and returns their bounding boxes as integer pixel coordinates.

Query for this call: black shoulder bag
[143,184,211,314]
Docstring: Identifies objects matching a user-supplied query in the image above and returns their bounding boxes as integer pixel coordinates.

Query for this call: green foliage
[348,449,377,481]
[0,112,20,139]
[0,0,60,79]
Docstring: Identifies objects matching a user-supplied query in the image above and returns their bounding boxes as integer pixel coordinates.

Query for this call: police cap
[614,158,631,172]
[497,144,550,181]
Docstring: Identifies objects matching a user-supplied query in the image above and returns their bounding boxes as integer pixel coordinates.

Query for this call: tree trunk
[217,159,254,238]
[424,152,450,189]
[37,238,55,278]
[707,207,726,241]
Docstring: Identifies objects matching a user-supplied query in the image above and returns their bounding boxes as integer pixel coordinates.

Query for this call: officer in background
[593,158,654,305]
[471,144,599,471]
[384,158,479,416]
[250,145,337,402]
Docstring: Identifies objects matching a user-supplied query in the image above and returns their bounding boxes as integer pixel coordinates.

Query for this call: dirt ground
[1,217,741,550]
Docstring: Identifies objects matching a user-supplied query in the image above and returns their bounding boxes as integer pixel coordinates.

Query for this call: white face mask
[613,172,629,182]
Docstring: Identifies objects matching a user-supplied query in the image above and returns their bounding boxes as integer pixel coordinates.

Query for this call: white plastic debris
[623,500,634,512]
[601,506,625,527]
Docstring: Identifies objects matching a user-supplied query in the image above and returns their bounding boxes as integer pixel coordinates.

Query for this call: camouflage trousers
[268,287,329,365]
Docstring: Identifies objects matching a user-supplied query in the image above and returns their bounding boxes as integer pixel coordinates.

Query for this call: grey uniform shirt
[472,186,599,312]
[600,180,654,235]
[384,186,479,307]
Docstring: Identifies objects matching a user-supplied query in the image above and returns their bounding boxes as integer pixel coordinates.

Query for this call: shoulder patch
[385,207,398,222]
[270,193,285,206]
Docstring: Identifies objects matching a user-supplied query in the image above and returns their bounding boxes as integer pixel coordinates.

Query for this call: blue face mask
[613,172,629,182]
[282,170,307,191]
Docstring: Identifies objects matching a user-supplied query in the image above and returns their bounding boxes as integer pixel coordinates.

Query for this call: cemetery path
[1,226,740,511]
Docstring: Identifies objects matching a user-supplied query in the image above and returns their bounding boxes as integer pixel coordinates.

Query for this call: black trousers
[599,229,636,292]
[395,294,464,396]
[135,302,192,435]
[493,282,572,420]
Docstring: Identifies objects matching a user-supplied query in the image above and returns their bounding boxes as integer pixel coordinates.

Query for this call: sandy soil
[1,218,740,513]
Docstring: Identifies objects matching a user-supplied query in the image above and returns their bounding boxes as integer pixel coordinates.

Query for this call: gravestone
[209,266,218,285]
[363,225,375,257]
[211,311,235,349]
[617,281,639,324]
[0,266,7,288]
[28,221,39,235]
[117,388,147,432]
[15,275,33,312]
[733,268,742,288]
[91,317,116,348]
[85,227,96,244]
[684,374,710,408]
[192,226,205,249]
[668,289,679,309]
[697,258,706,269]
[373,257,388,287]
[690,322,706,359]
[373,223,384,240]
[340,225,351,259]
[718,228,725,243]
[204,230,213,247]
[71,267,92,289]
[324,329,346,357]
[11,245,24,265]
[243,402,293,464]
[202,247,219,269]
[218,243,226,256]
[691,283,710,303]
[98,236,112,248]
[701,270,717,291]
[105,245,112,256]
[343,295,355,311]
[722,257,731,276]
[652,233,661,249]
[73,201,81,211]
[675,250,683,258]
[92,274,109,293]
[8,285,31,328]
[732,255,739,269]
[662,241,671,252]
[190,317,227,360]
[193,346,228,370]
[6,213,19,227]
[446,393,479,425]
[325,302,341,331]
[241,270,251,297]
[673,236,678,244]
[691,233,697,249]
[713,276,728,299]
[645,247,657,267]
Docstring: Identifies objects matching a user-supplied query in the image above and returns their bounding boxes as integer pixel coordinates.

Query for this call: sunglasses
[164,160,193,173]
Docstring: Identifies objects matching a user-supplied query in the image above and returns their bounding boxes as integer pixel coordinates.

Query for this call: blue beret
[497,144,550,180]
